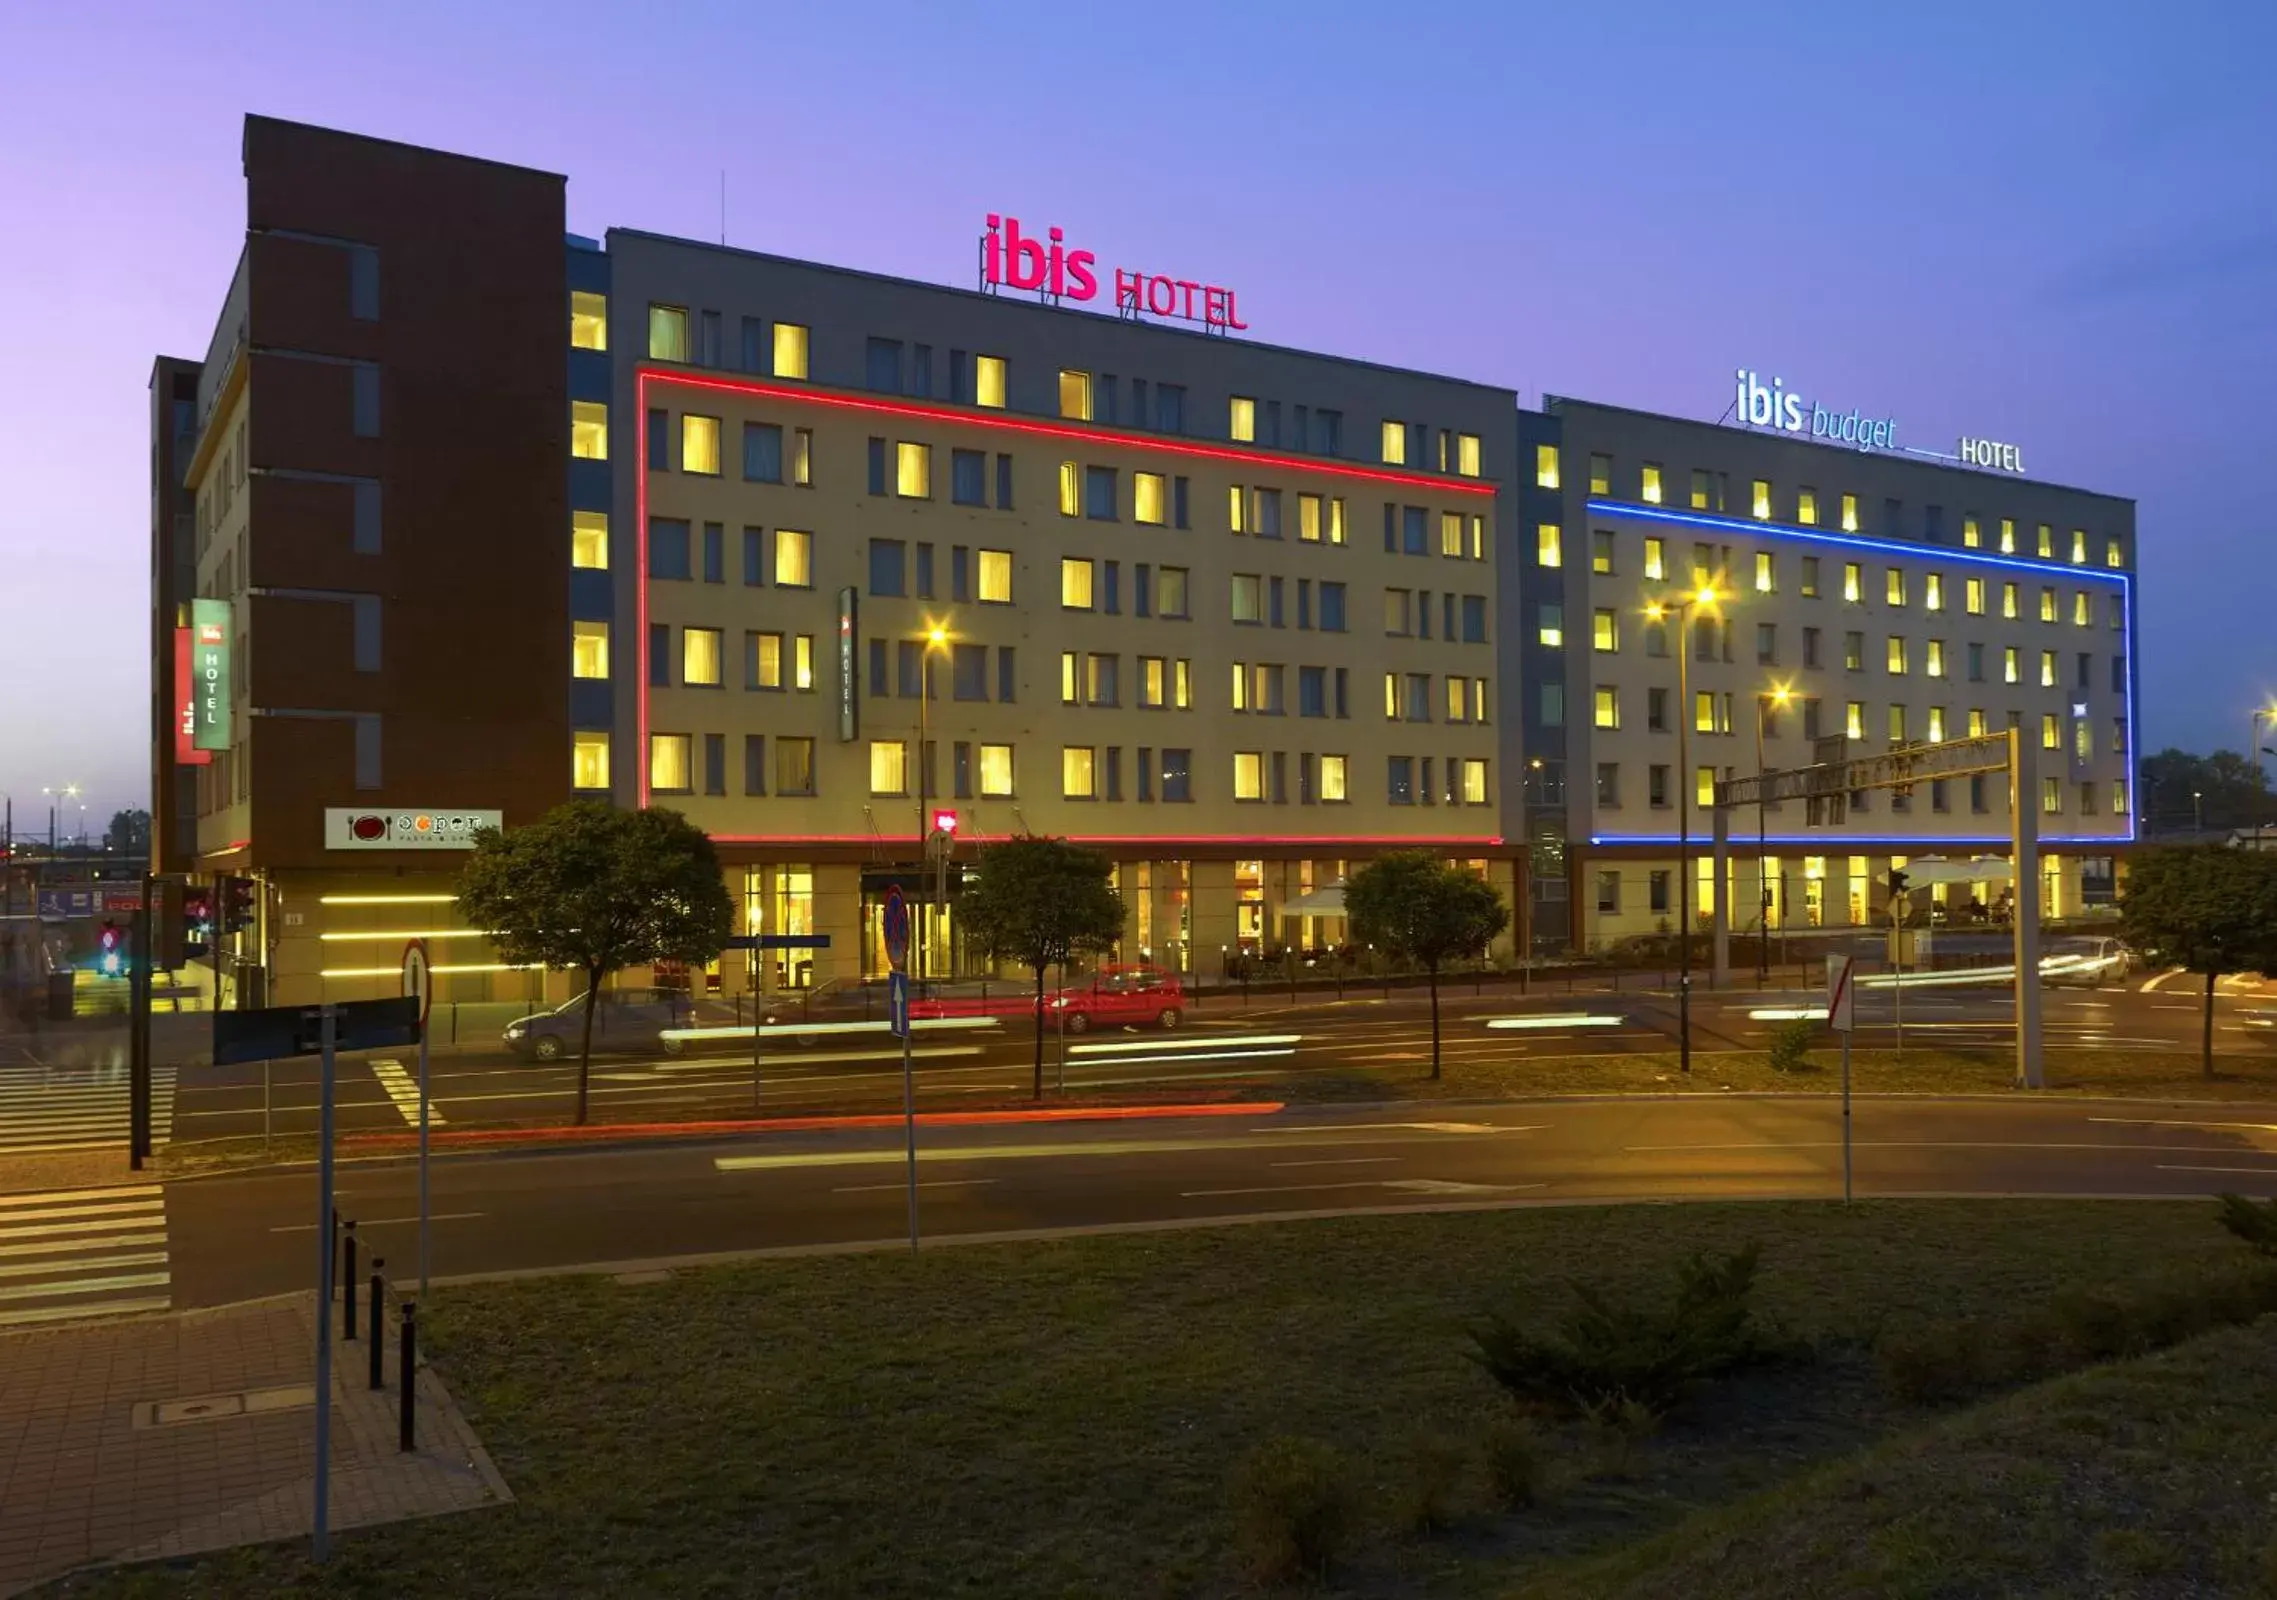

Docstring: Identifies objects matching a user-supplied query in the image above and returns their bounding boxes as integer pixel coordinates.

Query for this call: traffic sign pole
[312,1004,337,1561]
[883,885,918,1254]
[403,942,433,1295]
[1827,955,1856,1205]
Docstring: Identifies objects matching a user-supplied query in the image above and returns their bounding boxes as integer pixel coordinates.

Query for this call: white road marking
[2157,1164,2277,1176]
[1182,1180,1409,1198]
[1271,1157,1400,1169]
[831,1179,1000,1194]
[1383,1178,1546,1196]
[1251,1121,1522,1135]
[368,1058,441,1127]
[268,1211,484,1234]
[0,1187,170,1327]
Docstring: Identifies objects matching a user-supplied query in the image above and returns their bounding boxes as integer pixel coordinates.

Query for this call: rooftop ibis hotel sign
[981,214,1248,331]
[1733,368,2029,475]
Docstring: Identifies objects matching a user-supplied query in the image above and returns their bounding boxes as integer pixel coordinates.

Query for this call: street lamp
[2193,788,2204,835]
[41,783,80,856]
[1518,756,1544,994]
[2252,706,2277,850]
[1754,683,1793,986]
[915,624,950,984]
[1644,585,1724,1075]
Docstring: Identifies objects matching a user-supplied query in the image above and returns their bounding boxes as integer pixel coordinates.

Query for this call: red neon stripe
[339,1099,1282,1150]
[708,832,1506,848]
[639,367,1500,496]
[635,377,651,809]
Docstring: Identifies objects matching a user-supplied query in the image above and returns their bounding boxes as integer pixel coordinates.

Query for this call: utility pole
[1648,588,1721,1074]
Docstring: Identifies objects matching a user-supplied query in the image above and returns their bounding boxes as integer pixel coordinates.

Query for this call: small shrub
[1392,1431,1470,1533]
[1875,1319,1992,1405]
[1228,1436,1359,1584]
[1479,1419,1543,1509]
[1469,1244,1773,1422]
[1767,1017,1818,1073]
[2050,1287,2146,1364]
[2216,1193,2277,1259]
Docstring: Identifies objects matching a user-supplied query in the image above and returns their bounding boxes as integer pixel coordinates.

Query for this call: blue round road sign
[883,884,910,970]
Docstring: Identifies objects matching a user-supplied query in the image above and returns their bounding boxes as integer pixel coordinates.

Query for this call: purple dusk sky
[3,0,2272,831]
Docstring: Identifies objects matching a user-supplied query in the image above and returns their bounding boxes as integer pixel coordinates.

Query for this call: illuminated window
[1695,691,1717,734]
[1298,493,1322,542]
[1754,551,1775,593]
[1641,464,1663,504]
[1963,517,1981,548]
[2070,529,2087,563]
[683,627,722,686]
[2002,582,2019,619]
[572,732,609,790]
[1381,419,1407,464]
[749,632,783,689]
[1061,652,1080,705]
[2004,647,2020,684]
[1535,444,1560,489]
[650,733,692,793]
[1229,396,1255,442]
[1059,369,1095,420]
[792,428,812,485]
[2105,535,2124,568]
[1886,568,1906,606]
[2042,777,2061,814]
[773,323,809,379]
[571,620,609,679]
[2040,650,2057,687]
[1227,484,1246,534]
[1845,701,1864,739]
[1135,473,1166,525]
[774,530,812,587]
[1886,636,1908,674]
[1461,759,1488,806]
[1446,678,1468,722]
[1968,709,1987,738]
[1928,707,1946,742]
[1690,470,1712,511]
[2040,713,2061,751]
[1697,766,1718,807]
[1589,453,1611,494]
[1057,460,1079,517]
[895,442,930,498]
[1999,518,2016,554]
[1887,705,1907,743]
[975,355,1006,408]
[1440,511,1462,558]
[942,740,999,803]
[1926,639,1946,677]
[1643,537,1666,580]
[1538,603,1563,647]
[679,415,719,475]
[870,740,908,796]
[1965,577,1985,615]
[648,304,688,361]
[1061,558,1095,610]
[1798,487,1818,525]
[2037,524,2054,558]
[1840,494,1858,533]
[1458,434,1481,477]
[1593,609,1619,652]
[2039,587,2058,623]
[1843,562,1862,603]
[570,291,607,351]
[1320,754,1348,802]
[1594,686,1620,729]
[1173,657,1192,707]
[793,635,814,690]
[1062,745,1097,798]
[774,738,815,795]
[1751,479,1771,519]
[1328,498,1347,545]
[571,510,609,570]
[1801,557,1820,597]
[1231,573,1263,623]
[571,401,608,461]
[2073,591,2090,627]
[1925,573,1944,611]
[1232,751,1264,800]
[1537,524,1563,568]
[2113,780,2130,815]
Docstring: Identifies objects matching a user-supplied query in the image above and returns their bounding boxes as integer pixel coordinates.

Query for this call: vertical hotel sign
[190,598,232,752]
[173,624,211,766]
[836,587,859,742]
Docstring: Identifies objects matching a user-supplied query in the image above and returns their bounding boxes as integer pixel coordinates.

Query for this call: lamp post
[41,784,80,857]
[914,625,949,985]
[1645,587,1722,1075]
[2193,788,2204,836]
[2252,707,2277,850]
[1518,757,1543,994]
[1754,685,1791,987]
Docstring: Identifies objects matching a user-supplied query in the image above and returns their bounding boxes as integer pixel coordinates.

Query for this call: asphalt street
[162,1092,2277,1309]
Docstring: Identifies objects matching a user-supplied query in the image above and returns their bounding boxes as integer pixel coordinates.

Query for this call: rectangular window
[680,414,720,475]
[1231,573,1264,623]
[1328,497,1346,545]
[1593,685,1620,729]
[1800,556,1820,598]
[702,522,723,583]
[1297,492,1323,542]
[682,626,722,686]
[1843,562,1862,603]
[1846,700,1865,740]
[1231,751,1264,801]
[2037,524,2054,558]
[869,539,907,597]
[972,547,1012,604]
[1461,760,1488,806]
[1061,745,1097,798]
[1641,464,1663,504]
[648,304,688,361]
[2004,646,2021,684]
[741,734,767,797]
[773,323,809,379]
[703,732,726,796]
[774,529,812,588]
[1381,420,1407,464]
[1158,566,1191,619]
[1966,577,1986,615]
[1886,636,1908,675]
[1690,469,1712,511]
[571,510,608,569]
[1057,461,1079,517]
[1587,452,1611,494]
[569,290,607,350]
[1538,602,1563,647]
[572,731,610,790]
[1593,608,1619,651]
[1753,550,1776,594]
[1798,488,1818,525]
[1229,396,1255,442]
[747,630,784,690]
[792,428,812,485]
[1999,518,2017,554]
[1536,524,1562,568]
[775,737,815,795]
[1135,472,1166,525]
[1887,705,1907,744]
[1318,754,1348,802]
[1462,594,1487,643]
[571,620,609,679]
[1440,511,1463,558]
[1927,638,1946,677]
[1841,494,1859,533]
[2107,535,2125,568]
[1061,557,1095,610]
[1644,537,1666,580]
[649,733,691,793]
[1925,572,1945,611]
[1757,622,1777,665]
[869,740,908,796]
[1319,581,1347,633]
[895,441,931,499]
[949,448,985,506]
[1086,465,1118,521]
[1750,479,1771,519]
[571,400,608,460]
[648,518,691,580]
[1457,433,1481,477]
[743,422,783,483]
[975,355,1006,409]
[1059,369,1092,421]
[1845,632,1864,671]
[2041,649,2058,688]
[1886,567,1906,606]
[2040,586,2058,623]
[1535,443,1560,488]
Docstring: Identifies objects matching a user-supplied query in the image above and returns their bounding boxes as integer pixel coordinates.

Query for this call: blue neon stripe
[1582,496,2141,847]
[1589,833,2130,848]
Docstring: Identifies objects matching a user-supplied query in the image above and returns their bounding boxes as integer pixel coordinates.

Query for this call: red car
[1051,965,1184,1033]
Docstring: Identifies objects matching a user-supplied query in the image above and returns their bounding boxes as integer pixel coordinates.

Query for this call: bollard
[399,1302,418,1452]
[330,1209,341,1299]
[342,1222,358,1341]
[368,1259,385,1390]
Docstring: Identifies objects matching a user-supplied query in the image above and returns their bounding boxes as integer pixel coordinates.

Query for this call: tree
[456,802,733,1123]
[955,836,1125,1098]
[105,809,151,854]
[2141,748,2275,835]
[1344,852,1510,1079]
[2118,845,2277,1076]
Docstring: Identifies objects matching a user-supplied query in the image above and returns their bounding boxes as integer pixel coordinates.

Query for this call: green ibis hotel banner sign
[191,598,232,751]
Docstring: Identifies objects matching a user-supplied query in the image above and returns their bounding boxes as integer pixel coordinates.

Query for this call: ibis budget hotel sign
[190,598,232,751]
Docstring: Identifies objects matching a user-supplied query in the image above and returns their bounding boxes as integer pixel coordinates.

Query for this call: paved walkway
[0,1292,510,1595]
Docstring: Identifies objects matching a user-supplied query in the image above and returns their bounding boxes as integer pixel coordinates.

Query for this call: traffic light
[181,885,213,958]
[220,875,256,934]
[1888,869,1911,896]
[97,920,125,977]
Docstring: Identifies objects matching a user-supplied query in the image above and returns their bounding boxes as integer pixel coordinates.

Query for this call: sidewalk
[0,1293,510,1596]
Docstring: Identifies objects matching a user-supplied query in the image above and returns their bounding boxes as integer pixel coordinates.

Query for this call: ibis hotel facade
[153,117,1518,1008]
[1511,386,2138,954]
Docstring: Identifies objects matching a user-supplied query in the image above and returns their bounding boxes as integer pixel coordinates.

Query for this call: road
[159,1092,2277,1309]
[129,971,2277,1145]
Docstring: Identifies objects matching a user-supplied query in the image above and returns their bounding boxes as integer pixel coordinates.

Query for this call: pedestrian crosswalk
[0,1185,172,1327]
[0,1064,176,1156]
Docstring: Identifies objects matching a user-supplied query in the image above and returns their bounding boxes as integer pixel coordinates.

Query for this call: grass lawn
[46,1198,2272,1599]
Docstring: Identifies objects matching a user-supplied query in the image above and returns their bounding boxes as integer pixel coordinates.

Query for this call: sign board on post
[888,971,911,1039]
[190,598,233,752]
[401,940,431,1024]
[325,810,501,850]
[174,626,211,767]
[213,996,420,1065]
[882,884,910,973]
[1826,955,1856,1032]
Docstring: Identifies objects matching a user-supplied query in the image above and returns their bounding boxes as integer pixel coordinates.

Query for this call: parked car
[502,987,690,1060]
[2045,937,2139,987]
[1051,964,1184,1033]
[758,976,1034,1045]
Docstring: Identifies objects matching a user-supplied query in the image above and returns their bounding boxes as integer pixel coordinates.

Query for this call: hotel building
[1511,395,2138,953]
[153,117,1517,1007]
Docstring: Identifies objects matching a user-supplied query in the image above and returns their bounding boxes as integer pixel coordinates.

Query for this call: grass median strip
[48,1197,2265,1599]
